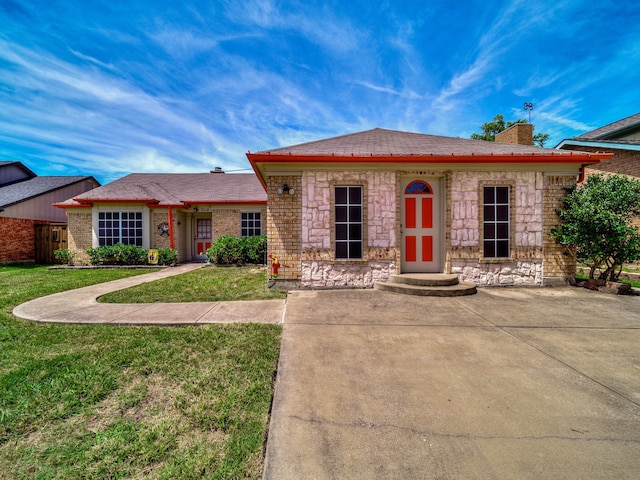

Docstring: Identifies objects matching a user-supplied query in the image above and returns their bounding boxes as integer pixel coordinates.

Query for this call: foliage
[157,247,178,265]
[85,244,178,266]
[206,235,267,265]
[551,173,640,281]
[0,264,281,479]
[99,265,286,303]
[53,248,76,265]
[470,113,550,147]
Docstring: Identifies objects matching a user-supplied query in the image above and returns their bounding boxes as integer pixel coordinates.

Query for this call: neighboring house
[556,112,640,178]
[0,161,100,263]
[247,125,610,288]
[54,170,267,263]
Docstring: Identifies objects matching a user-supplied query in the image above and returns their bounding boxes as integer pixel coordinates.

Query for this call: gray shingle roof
[0,176,94,209]
[61,172,266,207]
[253,127,579,157]
[575,112,640,140]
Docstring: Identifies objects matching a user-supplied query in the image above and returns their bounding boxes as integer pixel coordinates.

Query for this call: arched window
[404,180,432,194]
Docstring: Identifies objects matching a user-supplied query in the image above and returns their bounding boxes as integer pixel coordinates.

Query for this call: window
[335,186,363,259]
[197,218,211,239]
[98,211,143,246]
[483,186,510,258]
[241,212,262,237]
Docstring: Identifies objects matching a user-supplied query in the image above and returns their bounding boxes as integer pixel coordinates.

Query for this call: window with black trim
[335,186,362,259]
[483,186,510,258]
[241,212,262,237]
[98,211,143,246]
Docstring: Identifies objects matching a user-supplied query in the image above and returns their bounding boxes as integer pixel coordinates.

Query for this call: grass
[0,264,282,479]
[99,266,287,303]
[575,273,640,288]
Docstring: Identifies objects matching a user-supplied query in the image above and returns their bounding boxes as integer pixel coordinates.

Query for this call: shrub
[206,235,267,265]
[157,248,178,265]
[85,245,113,265]
[53,248,76,265]
[243,235,267,264]
[112,243,148,265]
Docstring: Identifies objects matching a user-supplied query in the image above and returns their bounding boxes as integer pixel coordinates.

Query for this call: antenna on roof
[524,102,533,123]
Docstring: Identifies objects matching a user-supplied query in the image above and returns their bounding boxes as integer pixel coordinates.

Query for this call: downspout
[168,207,175,250]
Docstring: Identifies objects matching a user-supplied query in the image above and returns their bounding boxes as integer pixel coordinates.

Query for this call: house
[556,112,640,178]
[0,161,100,263]
[55,170,267,263]
[247,125,611,288]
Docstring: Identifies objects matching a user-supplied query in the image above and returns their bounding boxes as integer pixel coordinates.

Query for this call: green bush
[85,245,113,265]
[112,243,148,265]
[53,248,76,265]
[157,248,178,265]
[206,235,267,265]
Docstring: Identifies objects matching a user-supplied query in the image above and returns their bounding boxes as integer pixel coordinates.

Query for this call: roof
[56,172,267,208]
[575,112,640,140]
[248,128,611,186]
[0,176,96,209]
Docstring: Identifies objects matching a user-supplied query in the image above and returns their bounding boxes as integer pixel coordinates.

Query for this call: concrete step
[375,274,477,297]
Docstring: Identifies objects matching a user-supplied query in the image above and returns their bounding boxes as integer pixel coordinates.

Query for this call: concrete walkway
[12,264,285,325]
[265,288,640,480]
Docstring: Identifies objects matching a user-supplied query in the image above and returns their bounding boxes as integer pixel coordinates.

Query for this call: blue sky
[1,1,638,184]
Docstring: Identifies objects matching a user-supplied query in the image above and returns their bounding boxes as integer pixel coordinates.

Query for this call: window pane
[496,240,509,257]
[496,205,509,221]
[484,240,495,258]
[484,205,495,221]
[496,187,509,204]
[349,224,362,240]
[335,224,348,240]
[349,206,361,222]
[335,187,347,204]
[484,223,495,239]
[496,223,509,239]
[349,187,362,204]
[484,186,495,204]
[349,242,362,259]
[336,242,348,258]
[335,206,347,222]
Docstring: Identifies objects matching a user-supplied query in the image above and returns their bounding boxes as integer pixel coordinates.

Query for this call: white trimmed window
[241,212,262,237]
[335,186,363,259]
[483,186,510,258]
[98,211,143,246]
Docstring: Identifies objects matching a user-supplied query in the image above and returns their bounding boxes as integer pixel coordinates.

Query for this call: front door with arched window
[401,178,441,273]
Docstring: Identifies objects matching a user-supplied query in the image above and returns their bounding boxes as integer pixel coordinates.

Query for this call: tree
[551,173,640,282]
[471,114,550,147]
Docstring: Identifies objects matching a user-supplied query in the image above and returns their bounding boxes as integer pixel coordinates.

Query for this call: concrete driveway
[265,287,640,479]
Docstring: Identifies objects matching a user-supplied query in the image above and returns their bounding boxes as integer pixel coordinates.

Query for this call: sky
[1,0,639,184]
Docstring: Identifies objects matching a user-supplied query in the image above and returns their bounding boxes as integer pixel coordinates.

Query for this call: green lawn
[0,265,282,479]
[99,266,287,303]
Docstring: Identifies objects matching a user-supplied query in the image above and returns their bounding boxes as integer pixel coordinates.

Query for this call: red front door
[401,178,441,273]
[195,218,211,262]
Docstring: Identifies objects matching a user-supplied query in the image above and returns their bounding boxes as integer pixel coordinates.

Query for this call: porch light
[277,184,295,195]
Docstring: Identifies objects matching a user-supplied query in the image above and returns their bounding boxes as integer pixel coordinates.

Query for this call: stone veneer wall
[448,171,546,285]
[67,210,93,263]
[542,175,577,284]
[300,171,397,288]
[0,217,36,262]
[267,175,302,283]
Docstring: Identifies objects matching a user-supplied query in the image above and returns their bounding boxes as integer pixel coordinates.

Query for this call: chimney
[495,123,533,146]
[211,167,224,174]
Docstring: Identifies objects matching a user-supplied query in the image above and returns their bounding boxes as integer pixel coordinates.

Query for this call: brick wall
[151,211,172,249]
[0,217,36,262]
[495,123,533,146]
[542,175,577,284]
[67,210,93,262]
[561,145,640,178]
[267,175,302,282]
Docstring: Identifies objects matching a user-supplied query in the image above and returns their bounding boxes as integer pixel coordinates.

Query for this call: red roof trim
[247,152,612,164]
[182,200,267,205]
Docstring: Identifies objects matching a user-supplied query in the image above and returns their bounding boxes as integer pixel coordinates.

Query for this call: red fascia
[183,200,267,205]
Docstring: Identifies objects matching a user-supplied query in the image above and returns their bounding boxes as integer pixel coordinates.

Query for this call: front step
[375,274,477,297]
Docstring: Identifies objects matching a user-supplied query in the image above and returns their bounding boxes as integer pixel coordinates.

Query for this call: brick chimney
[495,123,533,146]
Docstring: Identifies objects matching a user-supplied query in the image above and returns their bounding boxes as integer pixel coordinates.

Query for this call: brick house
[557,112,640,178]
[247,126,610,288]
[55,170,266,263]
[0,161,99,263]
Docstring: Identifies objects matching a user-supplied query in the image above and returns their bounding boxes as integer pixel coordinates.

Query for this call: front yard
[0,265,282,479]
